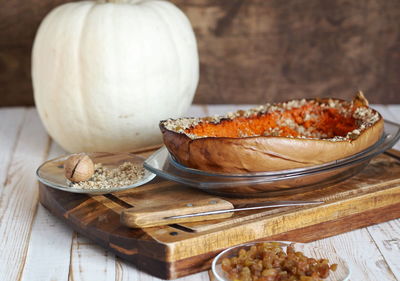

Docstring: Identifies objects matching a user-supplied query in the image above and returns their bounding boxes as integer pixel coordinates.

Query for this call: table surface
[0,104,399,281]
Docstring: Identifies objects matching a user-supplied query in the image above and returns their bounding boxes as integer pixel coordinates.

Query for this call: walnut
[64,154,94,182]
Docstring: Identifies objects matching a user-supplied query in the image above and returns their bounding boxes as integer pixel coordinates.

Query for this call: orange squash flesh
[185,104,358,139]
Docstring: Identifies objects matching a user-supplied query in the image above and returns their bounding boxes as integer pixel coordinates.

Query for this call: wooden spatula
[120,197,234,228]
[120,200,323,228]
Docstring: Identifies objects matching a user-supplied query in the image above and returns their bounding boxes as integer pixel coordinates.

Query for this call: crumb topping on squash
[161,96,380,142]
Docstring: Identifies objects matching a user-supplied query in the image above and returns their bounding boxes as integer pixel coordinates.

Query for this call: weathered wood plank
[310,229,398,281]
[3,1,400,106]
[69,233,116,281]
[180,0,400,105]
[370,104,397,121]
[206,104,256,115]
[116,257,210,281]
[367,105,400,280]
[368,220,400,280]
[0,107,26,278]
[178,271,211,281]
[365,104,400,151]
[185,104,209,117]
[0,109,50,281]
[0,107,25,186]
[20,141,74,281]
[387,105,400,117]
[387,105,400,151]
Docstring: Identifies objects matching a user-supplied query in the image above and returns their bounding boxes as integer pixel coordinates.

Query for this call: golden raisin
[221,242,337,281]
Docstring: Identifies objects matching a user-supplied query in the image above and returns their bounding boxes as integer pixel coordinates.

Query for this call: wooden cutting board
[39,147,400,280]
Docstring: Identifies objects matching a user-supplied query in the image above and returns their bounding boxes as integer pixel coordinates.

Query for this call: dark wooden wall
[1,0,400,106]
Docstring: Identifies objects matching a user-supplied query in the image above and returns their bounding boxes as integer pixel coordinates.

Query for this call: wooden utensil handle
[120,198,234,228]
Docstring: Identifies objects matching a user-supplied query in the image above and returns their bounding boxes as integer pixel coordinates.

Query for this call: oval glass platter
[144,120,400,197]
[37,152,156,195]
[212,241,350,281]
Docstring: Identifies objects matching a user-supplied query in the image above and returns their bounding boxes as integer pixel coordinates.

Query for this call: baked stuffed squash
[160,92,384,173]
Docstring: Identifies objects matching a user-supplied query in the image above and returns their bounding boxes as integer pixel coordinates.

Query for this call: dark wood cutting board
[39,147,400,279]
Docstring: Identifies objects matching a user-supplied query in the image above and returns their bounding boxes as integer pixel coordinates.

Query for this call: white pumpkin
[32,0,199,152]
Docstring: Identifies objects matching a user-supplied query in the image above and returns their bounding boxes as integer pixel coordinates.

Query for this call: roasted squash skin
[160,94,384,173]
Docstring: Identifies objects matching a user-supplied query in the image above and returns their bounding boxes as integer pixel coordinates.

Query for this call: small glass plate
[37,152,156,195]
[212,241,350,281]
[144,120,400,197]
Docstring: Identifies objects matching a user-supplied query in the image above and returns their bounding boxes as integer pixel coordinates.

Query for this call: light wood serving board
[39,147,400,280]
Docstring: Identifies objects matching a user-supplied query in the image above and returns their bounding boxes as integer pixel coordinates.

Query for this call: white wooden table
[1,104,400,281]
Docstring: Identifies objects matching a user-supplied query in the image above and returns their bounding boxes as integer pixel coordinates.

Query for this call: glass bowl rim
[211,240,350,281]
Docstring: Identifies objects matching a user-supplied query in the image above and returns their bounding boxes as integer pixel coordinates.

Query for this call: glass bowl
[169,134,386,178]
[144,120,400,197]
[212,241,350,281]
[37,152,156,194]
